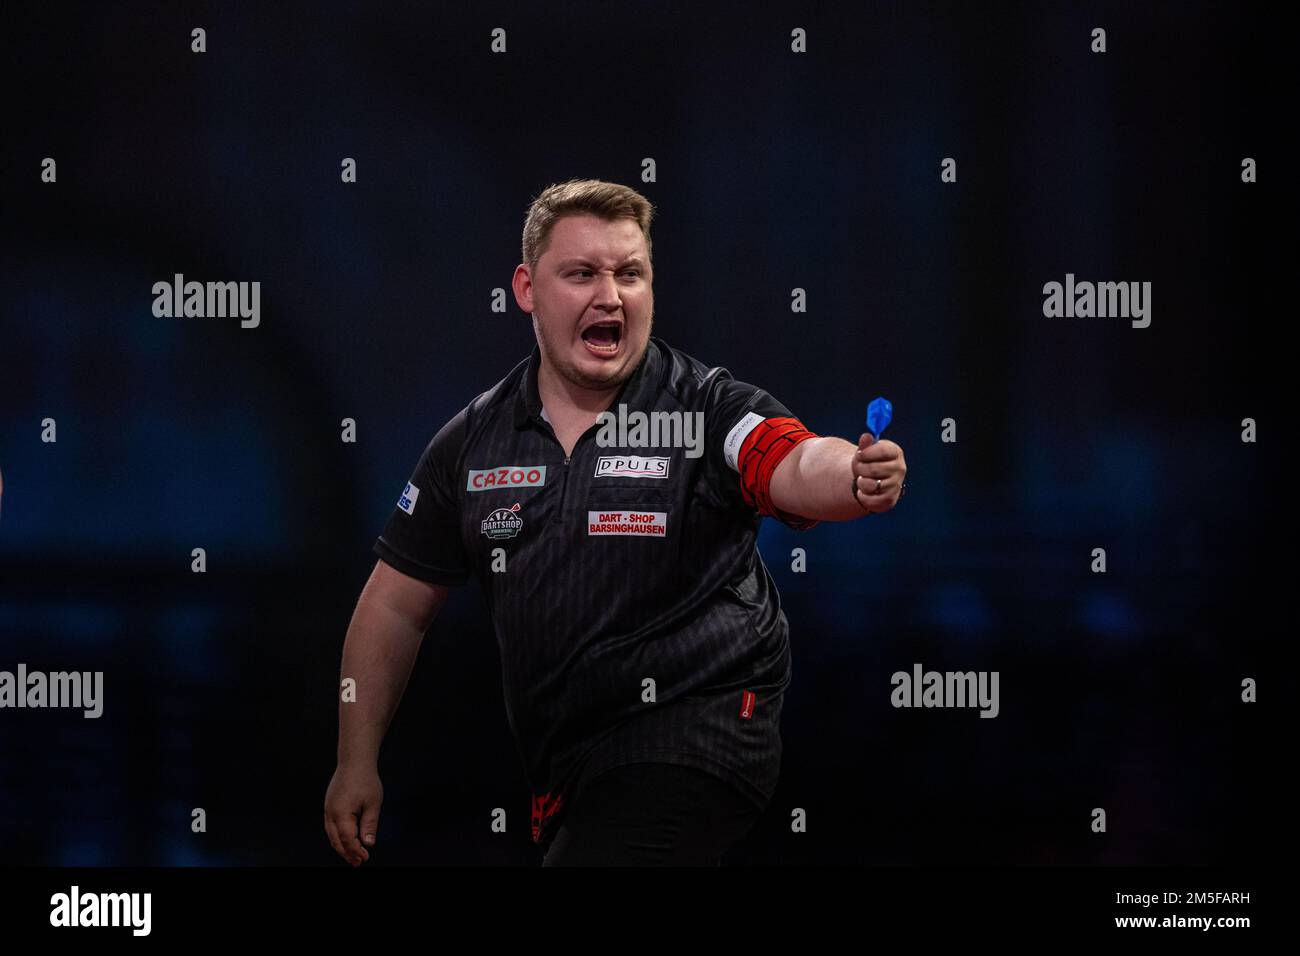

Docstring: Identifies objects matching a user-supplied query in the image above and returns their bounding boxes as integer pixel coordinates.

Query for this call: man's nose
[592,272,622,309]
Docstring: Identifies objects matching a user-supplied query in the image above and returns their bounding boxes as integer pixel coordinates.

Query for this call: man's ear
[512,264,534,313]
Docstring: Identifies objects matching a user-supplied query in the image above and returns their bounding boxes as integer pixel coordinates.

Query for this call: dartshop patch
[481,503,524,540]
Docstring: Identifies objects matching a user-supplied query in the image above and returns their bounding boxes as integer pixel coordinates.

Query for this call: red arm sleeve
[734,416,820,531]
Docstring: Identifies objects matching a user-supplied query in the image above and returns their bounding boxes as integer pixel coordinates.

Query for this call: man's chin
[565,360,630,390]
[569,339,645,387]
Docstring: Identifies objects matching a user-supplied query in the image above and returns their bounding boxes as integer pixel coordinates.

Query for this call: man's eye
[621,270,640,278]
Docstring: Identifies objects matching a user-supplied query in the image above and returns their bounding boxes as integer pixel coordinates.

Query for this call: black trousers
[541,762,765,866]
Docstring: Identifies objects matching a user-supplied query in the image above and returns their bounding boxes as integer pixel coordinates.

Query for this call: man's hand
[324,763,384,866]
[327,562,448,866]
[852,432,907,514]
[770,432,908,521]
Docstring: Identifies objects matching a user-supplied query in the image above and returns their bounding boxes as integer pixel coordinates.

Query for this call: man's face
[513,213,654,391]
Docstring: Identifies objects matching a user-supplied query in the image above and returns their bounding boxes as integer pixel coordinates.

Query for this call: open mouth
[580,320,622,356]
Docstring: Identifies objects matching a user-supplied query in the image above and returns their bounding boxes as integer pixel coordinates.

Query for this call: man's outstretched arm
[324,560,451,866]
[769,431,907,521]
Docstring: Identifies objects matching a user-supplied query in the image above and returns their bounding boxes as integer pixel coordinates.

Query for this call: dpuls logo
[594,456,670,479]
[481,502,523,540]
[467,465,547,492]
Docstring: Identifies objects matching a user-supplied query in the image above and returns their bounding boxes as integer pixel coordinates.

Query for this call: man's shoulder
[465,350,531,423]
[425,350,531,456]
[650,337,738,406]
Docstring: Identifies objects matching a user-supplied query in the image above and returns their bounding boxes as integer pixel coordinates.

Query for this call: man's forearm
[336,599,427,767]
[770,436,866,521]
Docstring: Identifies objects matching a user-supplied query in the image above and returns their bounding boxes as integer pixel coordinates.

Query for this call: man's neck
[536,359,622,421]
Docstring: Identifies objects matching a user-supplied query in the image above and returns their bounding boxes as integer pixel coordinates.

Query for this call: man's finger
[332,810,369,865]
[854,475,891,499]
[856,475,896,499]
[858,431,876,450]
[327,811,357,864]
[324,813,347,862]
[853,460,893,480]
[360,804,381,847]
[858,441,899,463]
[853,479,877,513]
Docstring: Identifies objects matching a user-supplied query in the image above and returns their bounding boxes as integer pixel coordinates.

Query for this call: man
[324,178,907,866]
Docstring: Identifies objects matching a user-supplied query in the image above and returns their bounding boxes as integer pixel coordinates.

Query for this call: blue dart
[865,396,893,439]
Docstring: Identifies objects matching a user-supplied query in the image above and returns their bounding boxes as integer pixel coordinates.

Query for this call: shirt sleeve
[372,407,472,586]
[704,372,820,531]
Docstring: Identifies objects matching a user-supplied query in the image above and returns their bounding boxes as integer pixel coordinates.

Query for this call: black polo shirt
[373,335,816,849]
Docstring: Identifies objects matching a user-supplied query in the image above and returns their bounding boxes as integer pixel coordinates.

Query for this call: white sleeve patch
[398,481,420,514]
[723,412,765,472]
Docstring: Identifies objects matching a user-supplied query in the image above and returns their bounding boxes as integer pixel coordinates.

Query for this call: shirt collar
[512,343,544,429]
[512,336,662,430]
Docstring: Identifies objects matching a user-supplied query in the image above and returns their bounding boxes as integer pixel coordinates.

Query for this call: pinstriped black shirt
[374,336,812,849]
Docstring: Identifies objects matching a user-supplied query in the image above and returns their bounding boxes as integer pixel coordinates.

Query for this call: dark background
[0,1,1283,866]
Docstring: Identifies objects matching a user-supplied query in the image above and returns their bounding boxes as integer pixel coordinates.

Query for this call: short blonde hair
[521,178,655,272]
